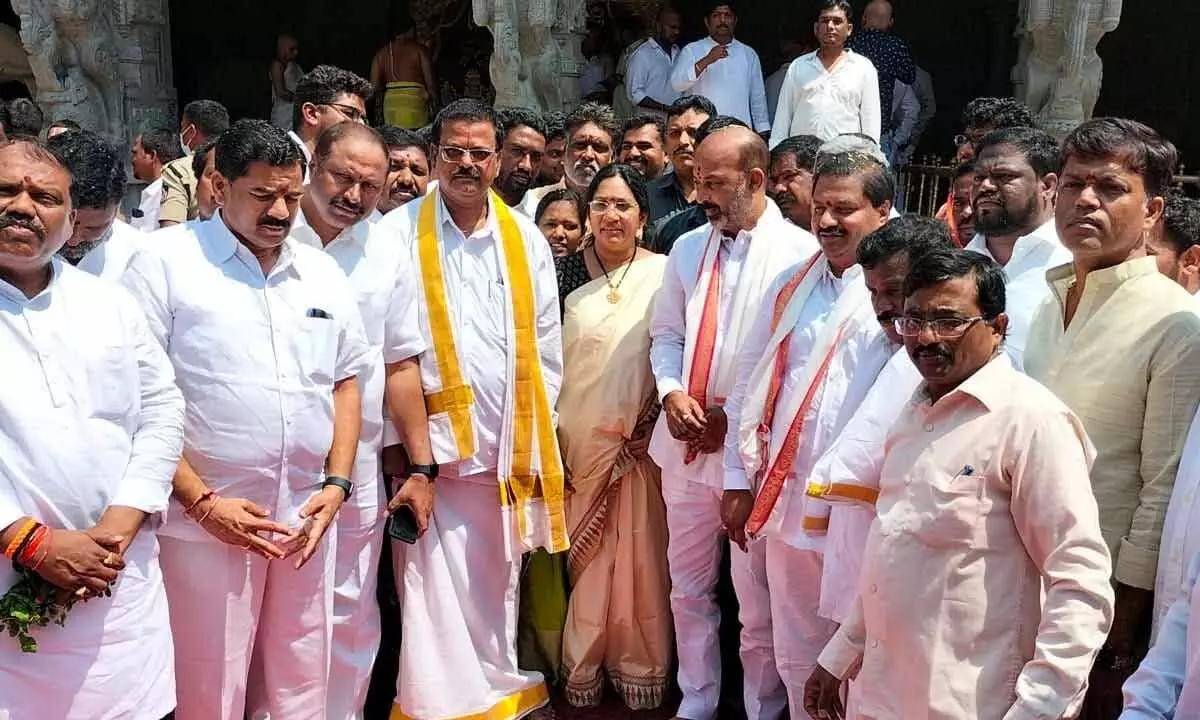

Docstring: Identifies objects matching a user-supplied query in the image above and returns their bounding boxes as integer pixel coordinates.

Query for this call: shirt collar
[916,352,1014,413]
[287,130,312,164]
[0,256,62,305]
[966,219,1058,263]
[206,210,303,280]
[1045,254,1159,295]
[437,188,501,241]
[292,204,370,252]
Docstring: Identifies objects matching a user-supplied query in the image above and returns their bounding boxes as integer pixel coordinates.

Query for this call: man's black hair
[46,129,127,209]
[534,187,586,225]
[431,98,502,149]
[1161,194,1200,255]
[292,65,374,130]
[975,126,1061,178]
[378,125,429,157]
[182,99,231,137]
[191,136,219,180]
[857,214,956,269]
[6,98,43,138]
[954,159,976,179]
[960,97,1034,133]
[904,246,1007,320]
[1061,117,1178,198]
[771,135,823,173]
[496,107,548,141]
[565,102,619,144]
[813,151,896,208]
[816,0,853,20]
[705,1,736,16]
[139,127,184,165]
[694,114,748,146]
[542,110,567,143]
[667,95,717,121]
[622,114,667,145]
[215,119,304,182]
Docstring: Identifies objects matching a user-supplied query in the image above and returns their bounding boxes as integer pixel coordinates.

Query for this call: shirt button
[923,423,934,432]
[870,639,879,649]
[870,584,878,594]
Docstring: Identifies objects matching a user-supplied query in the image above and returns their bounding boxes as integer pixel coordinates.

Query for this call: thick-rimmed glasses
[322,103,366,123]
[439,145,496,164]
[894,316,985,338]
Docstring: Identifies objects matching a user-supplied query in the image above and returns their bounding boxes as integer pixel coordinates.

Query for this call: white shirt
[769,50,881,148]
[1125,552,1200,718]
[0,260,184,720]
[122,215,372,541]
[288,130,313,183]
[292,209,427,511]
[132,178,163,232]
[671,37,771,132]
[77,219,143,282]
[1156,406,1200,636]
[580,53,615,97]
[964,220,1071,368]
[626,38,681,116]
[376,192,562,479]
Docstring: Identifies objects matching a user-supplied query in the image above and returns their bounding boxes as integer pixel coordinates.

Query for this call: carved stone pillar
[1012,0,1122,138]
[11,0,177,144]
[472,0,585,112]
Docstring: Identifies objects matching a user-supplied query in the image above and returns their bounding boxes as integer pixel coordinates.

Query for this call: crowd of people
[6,1,1200,720]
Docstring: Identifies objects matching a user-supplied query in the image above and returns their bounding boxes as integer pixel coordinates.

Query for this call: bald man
[650,125,818,720]
[847,0,914,139]
[291,121,431,719]
[862,0,893,29]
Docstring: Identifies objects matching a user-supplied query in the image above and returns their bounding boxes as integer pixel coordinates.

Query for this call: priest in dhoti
[292,121,433,719]
[0,139,185,719]
[375,99,565,720]
[649,125,817,720]
[721,147,894,716]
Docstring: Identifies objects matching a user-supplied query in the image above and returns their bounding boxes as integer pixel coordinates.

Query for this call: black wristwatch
[406,462,439,481]
[322,475,353,500]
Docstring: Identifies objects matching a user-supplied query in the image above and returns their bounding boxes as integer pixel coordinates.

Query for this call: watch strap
[322,475,353,500]
[407,463,439,481]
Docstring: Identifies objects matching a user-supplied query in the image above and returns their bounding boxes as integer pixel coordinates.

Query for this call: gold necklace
[593,245,636,303]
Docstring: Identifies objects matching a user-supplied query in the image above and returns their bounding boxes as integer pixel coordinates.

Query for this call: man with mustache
[964,126,1069,367]
[190,138,221,222]
[649,124,817,720]
[721,145,891,716]
[46,128,145,281]
[671,2,770,135]
[493,107,546,207]
[1022,118,1200,719]
[122,119,370,720]
[374,99,564,720]
[770,1,882,148]
[291,121,433,719]
[647,94,714,229]
[377,125,431,214]
[160,99,230,227]
[806,247,1114,720]
[620,113,668,180]
[0,139,185,720]
[536,111,567,188]
[768,134,822,229]
[518,102,616,217]
[290,65,373,166]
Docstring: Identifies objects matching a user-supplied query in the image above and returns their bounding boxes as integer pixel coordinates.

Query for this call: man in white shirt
[519,102,617,216]
[1124,553,1200,717]
[964,126,1070,367]
[770,1,881,148]
[0,138,185,720]
[671,3,770,134]
[47,128,144,281]
[292,121,433,719]
[626,6,682,118]
[721,149,892,716]
[375,99,565,720]
[291,64,374,165]
[650,125,818,720]
[122,119,371,720]
[130,128,183,232]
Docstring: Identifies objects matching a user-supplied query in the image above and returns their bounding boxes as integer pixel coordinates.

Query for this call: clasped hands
[188,486,345,569]
[663,390,726,456]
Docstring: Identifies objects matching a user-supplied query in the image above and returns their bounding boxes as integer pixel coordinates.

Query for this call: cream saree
[558,254,672,710]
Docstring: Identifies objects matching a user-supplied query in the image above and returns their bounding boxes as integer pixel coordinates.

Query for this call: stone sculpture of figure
[473,0,584,111]
[11,0,123,140]
[1016,0,1121,137]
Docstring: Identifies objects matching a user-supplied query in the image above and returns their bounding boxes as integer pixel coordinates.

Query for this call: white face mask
[180,125,195,156]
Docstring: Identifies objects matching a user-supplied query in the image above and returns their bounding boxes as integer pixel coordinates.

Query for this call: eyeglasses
[323,103,366,123]
[588,199,637,215]
[439,145,496,164]
[894,316,986,338]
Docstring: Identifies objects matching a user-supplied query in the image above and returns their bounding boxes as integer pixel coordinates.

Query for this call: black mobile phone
[387,506,419,544]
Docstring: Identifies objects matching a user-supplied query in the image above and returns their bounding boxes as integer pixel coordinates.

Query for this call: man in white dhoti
[46,129,144,281]
[292,121,433,719]
[0,139,185,719]
[720,147,894,716]
[122,119,371,720]
[649,125,818,720]
[374,99,565,720]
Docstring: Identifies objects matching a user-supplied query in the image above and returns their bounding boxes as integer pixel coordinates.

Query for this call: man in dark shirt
[846,0,914,134]
[647,94,716,227]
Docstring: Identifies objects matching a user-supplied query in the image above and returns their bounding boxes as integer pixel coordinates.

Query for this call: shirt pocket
[910,463,988,549]
[84,344,137,422]
[291,316,338,386]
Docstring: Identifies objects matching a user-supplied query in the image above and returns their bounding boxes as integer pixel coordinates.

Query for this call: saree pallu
[556,255,672,709]
[383,81,430,129]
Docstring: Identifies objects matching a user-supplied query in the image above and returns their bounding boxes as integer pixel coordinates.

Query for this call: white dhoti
[662,467,784,720]
[160,533,334,720]
[392,476,549,720]
[329,486,385,720]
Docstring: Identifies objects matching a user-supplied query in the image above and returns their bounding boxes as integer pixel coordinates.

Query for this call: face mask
[180,125,195,156]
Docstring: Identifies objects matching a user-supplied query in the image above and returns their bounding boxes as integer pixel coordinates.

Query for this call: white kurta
[626,38,681,117]
[671,37,771,133]
[292,209,427,719]
[0,260,184,720]
[77,219,144,282]
[132,178,164,232]
[768,50,882,148]
[1156,407,1200,636]
[373,192,563,720]
[1125,553,1200,718]
[121,215,372,720]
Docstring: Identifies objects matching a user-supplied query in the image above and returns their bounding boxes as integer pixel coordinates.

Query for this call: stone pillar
[472,0,586,112]
[11,0,177,144]
[1012,0,1122,138]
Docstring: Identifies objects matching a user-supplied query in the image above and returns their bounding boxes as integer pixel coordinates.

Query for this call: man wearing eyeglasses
[291,65,374,171]
[375,99,564,720]
[805,247,1114,720]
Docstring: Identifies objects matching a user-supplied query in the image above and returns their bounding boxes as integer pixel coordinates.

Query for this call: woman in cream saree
[557,164,672,710]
